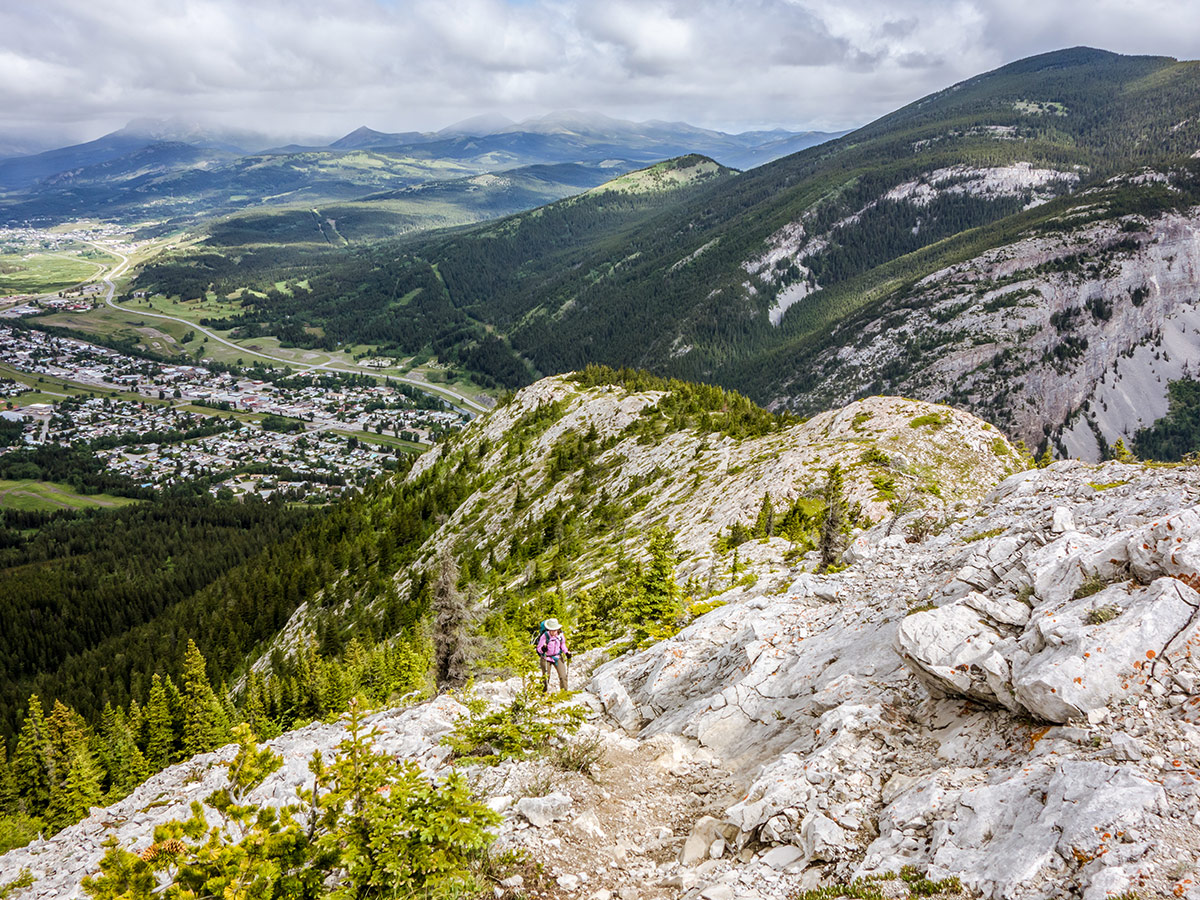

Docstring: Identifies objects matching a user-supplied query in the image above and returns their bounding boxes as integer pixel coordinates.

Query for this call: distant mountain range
[0,113,843,228]
[138,47,1200,458]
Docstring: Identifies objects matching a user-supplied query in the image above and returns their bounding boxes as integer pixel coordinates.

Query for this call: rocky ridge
[6,381,1200,900]
[8,457,1200,899]
[276,378,1020,647]
[590,458,1200,898]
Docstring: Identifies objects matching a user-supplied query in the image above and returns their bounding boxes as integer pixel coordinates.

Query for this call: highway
[89,242,490,415]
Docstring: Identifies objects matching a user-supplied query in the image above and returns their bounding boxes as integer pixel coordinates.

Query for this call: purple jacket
[536,630,569,661]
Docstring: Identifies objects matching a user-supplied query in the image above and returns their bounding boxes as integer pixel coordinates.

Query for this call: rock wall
[774,190,1200,457]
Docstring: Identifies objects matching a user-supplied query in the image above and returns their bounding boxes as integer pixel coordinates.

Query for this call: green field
[0,478,138,511]
[335,429,425,453]
[131,292,246,326]
[0,250,108,294]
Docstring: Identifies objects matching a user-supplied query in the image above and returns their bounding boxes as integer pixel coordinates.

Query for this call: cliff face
[771,182,1200,458]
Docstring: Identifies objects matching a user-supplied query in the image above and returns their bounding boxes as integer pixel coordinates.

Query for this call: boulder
[516,792,573,828]
[895,601,1019,711]
[679,816,736,866]
[799,812,849,862]
[590,672,642,732]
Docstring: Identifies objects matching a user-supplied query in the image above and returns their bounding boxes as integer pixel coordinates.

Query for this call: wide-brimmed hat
[544,618,562,631]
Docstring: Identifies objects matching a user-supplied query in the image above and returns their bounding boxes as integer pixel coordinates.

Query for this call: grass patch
[909,412,949,430]
[962,527,1005,543]
[1086,605,1120,625]
[1073,575,1110,600]
[337,429,425,454]
[789,865,963,900]
[0,479,139,511]
[551,731,605,780]
[0,250,106,293]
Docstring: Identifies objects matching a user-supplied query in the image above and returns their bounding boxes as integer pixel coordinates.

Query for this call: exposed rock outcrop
[7,384,1200,900]
[773,186,1200,458]
[588,460,1200,898]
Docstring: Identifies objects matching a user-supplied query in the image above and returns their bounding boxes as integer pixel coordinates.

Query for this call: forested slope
[134,48,1200,456]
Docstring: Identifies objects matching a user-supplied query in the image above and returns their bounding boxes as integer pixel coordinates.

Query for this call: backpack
[530,620,549,649]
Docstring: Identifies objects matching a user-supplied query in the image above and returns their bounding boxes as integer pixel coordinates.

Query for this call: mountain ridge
[0,112,839,228]
[156,46,1200,459]
[4,372,1200,899]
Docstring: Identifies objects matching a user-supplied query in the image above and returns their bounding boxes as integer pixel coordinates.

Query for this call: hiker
[535,618,571,692]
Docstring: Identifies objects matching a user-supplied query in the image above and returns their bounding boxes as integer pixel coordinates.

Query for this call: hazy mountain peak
[436,112,517,137]
[505,110,638,136]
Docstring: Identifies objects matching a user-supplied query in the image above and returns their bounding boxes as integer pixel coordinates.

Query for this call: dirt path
[477,720,744,900]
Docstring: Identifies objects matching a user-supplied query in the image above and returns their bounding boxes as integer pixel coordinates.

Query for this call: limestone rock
[516,792,573,828]
[800,812,849,862]
[679,815,734,866]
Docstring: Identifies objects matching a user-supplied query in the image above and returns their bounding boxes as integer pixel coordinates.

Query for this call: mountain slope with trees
[0,370,1019,852]
[136,47,1200,457]
[5,373,1200,900]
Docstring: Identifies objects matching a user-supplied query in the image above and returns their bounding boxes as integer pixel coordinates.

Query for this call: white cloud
[0,0,1195,144]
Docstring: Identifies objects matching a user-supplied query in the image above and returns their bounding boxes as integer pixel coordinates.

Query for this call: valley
[2,41,1200,900]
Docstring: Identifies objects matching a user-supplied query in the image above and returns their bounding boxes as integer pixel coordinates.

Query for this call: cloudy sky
[2,0,1197,146]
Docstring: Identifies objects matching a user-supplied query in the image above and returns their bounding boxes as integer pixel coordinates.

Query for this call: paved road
[90,243,489,415]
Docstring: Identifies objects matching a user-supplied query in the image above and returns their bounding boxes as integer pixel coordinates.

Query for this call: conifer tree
[572,590,614,650]
[818,464,850,573]
[641,527,682,618]
[622,527,683,639]
[47,743,103,832]
[144,675,173,771]
[243,671,269,738]
[98,704,148,798]
[181,640,229,756]
[432,552,471,689]
[0,743,18,814]
[1111,438,1136,463]
[162,675,184,749]
[753,492,775,538]
[12,695,52,814]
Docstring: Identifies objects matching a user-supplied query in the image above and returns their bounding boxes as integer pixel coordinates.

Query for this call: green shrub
[909,412,948,429]
[83,712,499,900]
[1086,605,1120,624]
[1073,575,1110,599]
[859,446,890,466]
[443,684,586,765]
[0,870,34,899]
[551,731,606,779]
[0,815,43,855]
[962,527,1005,543]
